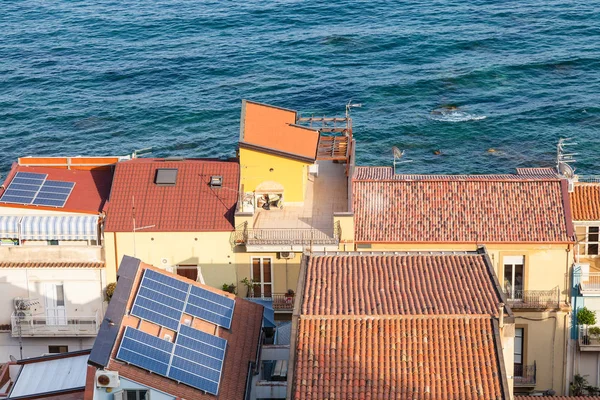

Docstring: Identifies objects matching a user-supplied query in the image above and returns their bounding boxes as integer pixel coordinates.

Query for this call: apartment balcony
[0,245,102,263]
[247,293,295,312]
[504,287,560,310]
[514,362,536,387]
[11,311,100,337]
[579,326,600,351]
[579,272,600,296]
[234,227,339,252]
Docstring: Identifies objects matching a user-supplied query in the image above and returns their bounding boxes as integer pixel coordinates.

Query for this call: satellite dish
[558,162,575,178]
[392,146,404,159]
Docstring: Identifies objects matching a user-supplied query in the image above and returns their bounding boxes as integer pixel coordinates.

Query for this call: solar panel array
[122,269,237,394]
[0,172,75,208]
[131,269,235,330]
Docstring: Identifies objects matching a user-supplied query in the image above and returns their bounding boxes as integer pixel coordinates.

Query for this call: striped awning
[20,215,99,240]
[0,216,21,239]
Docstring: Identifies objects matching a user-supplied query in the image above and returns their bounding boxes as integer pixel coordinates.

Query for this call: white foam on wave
[429,110,487,122]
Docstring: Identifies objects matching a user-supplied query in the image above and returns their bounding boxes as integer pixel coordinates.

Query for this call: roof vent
[155,169,178,186]
[210,175,223,187]
[164,156,185,161]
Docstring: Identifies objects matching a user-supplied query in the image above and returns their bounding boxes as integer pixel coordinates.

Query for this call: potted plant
[241,277,258,297]
[284,289,295,306]
[588,326,600,343]
[221,283,236,294]
[106,282,117,302]
[577,307,597,345]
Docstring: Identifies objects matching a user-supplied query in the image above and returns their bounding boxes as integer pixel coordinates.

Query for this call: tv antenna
[392,146,413,170]
[132,147,153,159]
[346,100,362,119]
[556,138,577,178]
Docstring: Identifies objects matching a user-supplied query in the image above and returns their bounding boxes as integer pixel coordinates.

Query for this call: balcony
[504,287,560,309]
[247,293,295,312]
[514,362,536,387]
[0,245,102,263]
[11,311,100,337]
[579,272,600,296]
[579,326,600,351]
[234,227,339,252]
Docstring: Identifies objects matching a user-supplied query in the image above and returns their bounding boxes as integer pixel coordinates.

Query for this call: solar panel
[0,172,75,208]
[169,325,227,395]
[117,327,174,376]
[130,269,190,330]
[185,285,235,329]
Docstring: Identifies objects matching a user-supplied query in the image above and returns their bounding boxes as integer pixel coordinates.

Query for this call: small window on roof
[155,169,178,186]
[210,175,223,187]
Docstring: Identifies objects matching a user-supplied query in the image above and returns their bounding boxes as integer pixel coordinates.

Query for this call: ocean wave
[429,108,487,122]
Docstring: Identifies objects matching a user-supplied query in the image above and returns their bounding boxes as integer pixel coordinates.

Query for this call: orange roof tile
[570,183,600,221]
[294,316,504,400]
[105,158,239,232]
[516,398,600,400]
[0,164,113,214]
[302,253,505,316]
[100,260,263,400]
[353,167,573,243]
[0,262,104,269]
[240,100,319,162]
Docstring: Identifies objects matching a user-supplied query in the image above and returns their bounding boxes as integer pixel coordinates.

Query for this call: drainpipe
[499,303,505,329]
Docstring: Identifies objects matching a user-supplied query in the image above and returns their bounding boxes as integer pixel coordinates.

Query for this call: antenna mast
[556,138,577,178]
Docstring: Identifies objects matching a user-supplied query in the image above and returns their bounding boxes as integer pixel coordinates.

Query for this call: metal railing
[578,175,600,183]
[234,227,339,247]
[579,326,600,347]
[504,286,560,309]
[11,311,100,337]
[514,362,536,386]
[579,273,600,293]
[247,293,295,311]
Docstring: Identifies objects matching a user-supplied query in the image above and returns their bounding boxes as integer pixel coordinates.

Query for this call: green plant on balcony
[578,307,597,345]
[106,282,117,302]
[588,326,600,339]
[241,277,258,297]
[221,283,237,294]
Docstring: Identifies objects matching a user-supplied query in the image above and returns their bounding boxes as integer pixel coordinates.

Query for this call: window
[587,227,599,255]
[503,256,524,300]
[47,240,59,246]
[176,265,198,282]
[251,258,273,298]
[113,390,149,400]
[514,328,524,376]
[48,345,68,353]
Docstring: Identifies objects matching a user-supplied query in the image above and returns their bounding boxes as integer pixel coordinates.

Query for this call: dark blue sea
[2,0,600,176]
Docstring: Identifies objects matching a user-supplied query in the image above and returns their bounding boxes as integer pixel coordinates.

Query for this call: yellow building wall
[105,231,236,287]
[234,252,301,297]
[239,147,309,203]
[514,310,569,394]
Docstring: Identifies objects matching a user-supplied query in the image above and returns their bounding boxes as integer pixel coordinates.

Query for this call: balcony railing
[579,273,600,295]
[579,326,600,348]
[504,286,560,309]
[11,311,100,337]
[247,293,295,311]
[234,227,339,250]
[514,362,536,386]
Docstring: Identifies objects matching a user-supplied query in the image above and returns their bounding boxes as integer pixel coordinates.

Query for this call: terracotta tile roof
[104,158,239,232]
[515,167,558,178]
[0,164,113,214]
[302,253,505,316]
[0,262,104,269]
[516,398,600,400]
[353,168,572,243]
[101,261,263,400]
[294,316,504,400]
[570,183,600,221]
[239,100,319,162]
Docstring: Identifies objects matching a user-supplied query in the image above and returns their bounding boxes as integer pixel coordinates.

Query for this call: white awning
[20,215,99,240]
[0,216,20,239]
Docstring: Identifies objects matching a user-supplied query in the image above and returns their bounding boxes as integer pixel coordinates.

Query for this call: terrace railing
[579,273,600,295]
[514,362,536,386]
[234,226,339,248]
[11,311,100,337]
[504,286,560,309]
[247,293,295,312]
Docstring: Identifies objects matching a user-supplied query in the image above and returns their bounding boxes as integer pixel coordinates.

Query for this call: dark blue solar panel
[168,366,219,395]
[145,269,190,293]
[35,191,69,200]
[0,173,75,208]
[131,304,180,331]
[14,172,47,180]
[42,180,75,188]
[185,286,234,329]
[0,195,35,204]
[178,325,227,351]
[5,183,40,191]
[32,198,68,207]
[117,327,173,376]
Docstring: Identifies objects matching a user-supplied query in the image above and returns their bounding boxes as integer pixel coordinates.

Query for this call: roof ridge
[299,314,495,320]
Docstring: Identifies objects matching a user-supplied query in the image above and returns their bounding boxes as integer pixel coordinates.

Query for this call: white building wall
[93,377,175,400]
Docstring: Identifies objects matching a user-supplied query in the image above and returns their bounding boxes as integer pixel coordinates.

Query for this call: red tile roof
[516,398,600,400]
[292,252,510,400]
[294,316,504,400]
[302,253,505,316]
[353,167,573,243]
[0,262,104,269]
[104,158,239,232]
[0,164,113,214]
[239,100,319,162]
[570,183,600,221]
[104,262,263,400]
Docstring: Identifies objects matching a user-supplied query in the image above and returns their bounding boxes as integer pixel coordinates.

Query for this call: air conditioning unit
[14,298,30,311]
[279,252,294,260]
[96,370,120,388]
[15,310,32,320]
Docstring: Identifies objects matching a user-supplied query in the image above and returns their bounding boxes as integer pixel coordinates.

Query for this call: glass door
[251,258,273,298]
[44,283,67,325]
[503,256,524,300]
